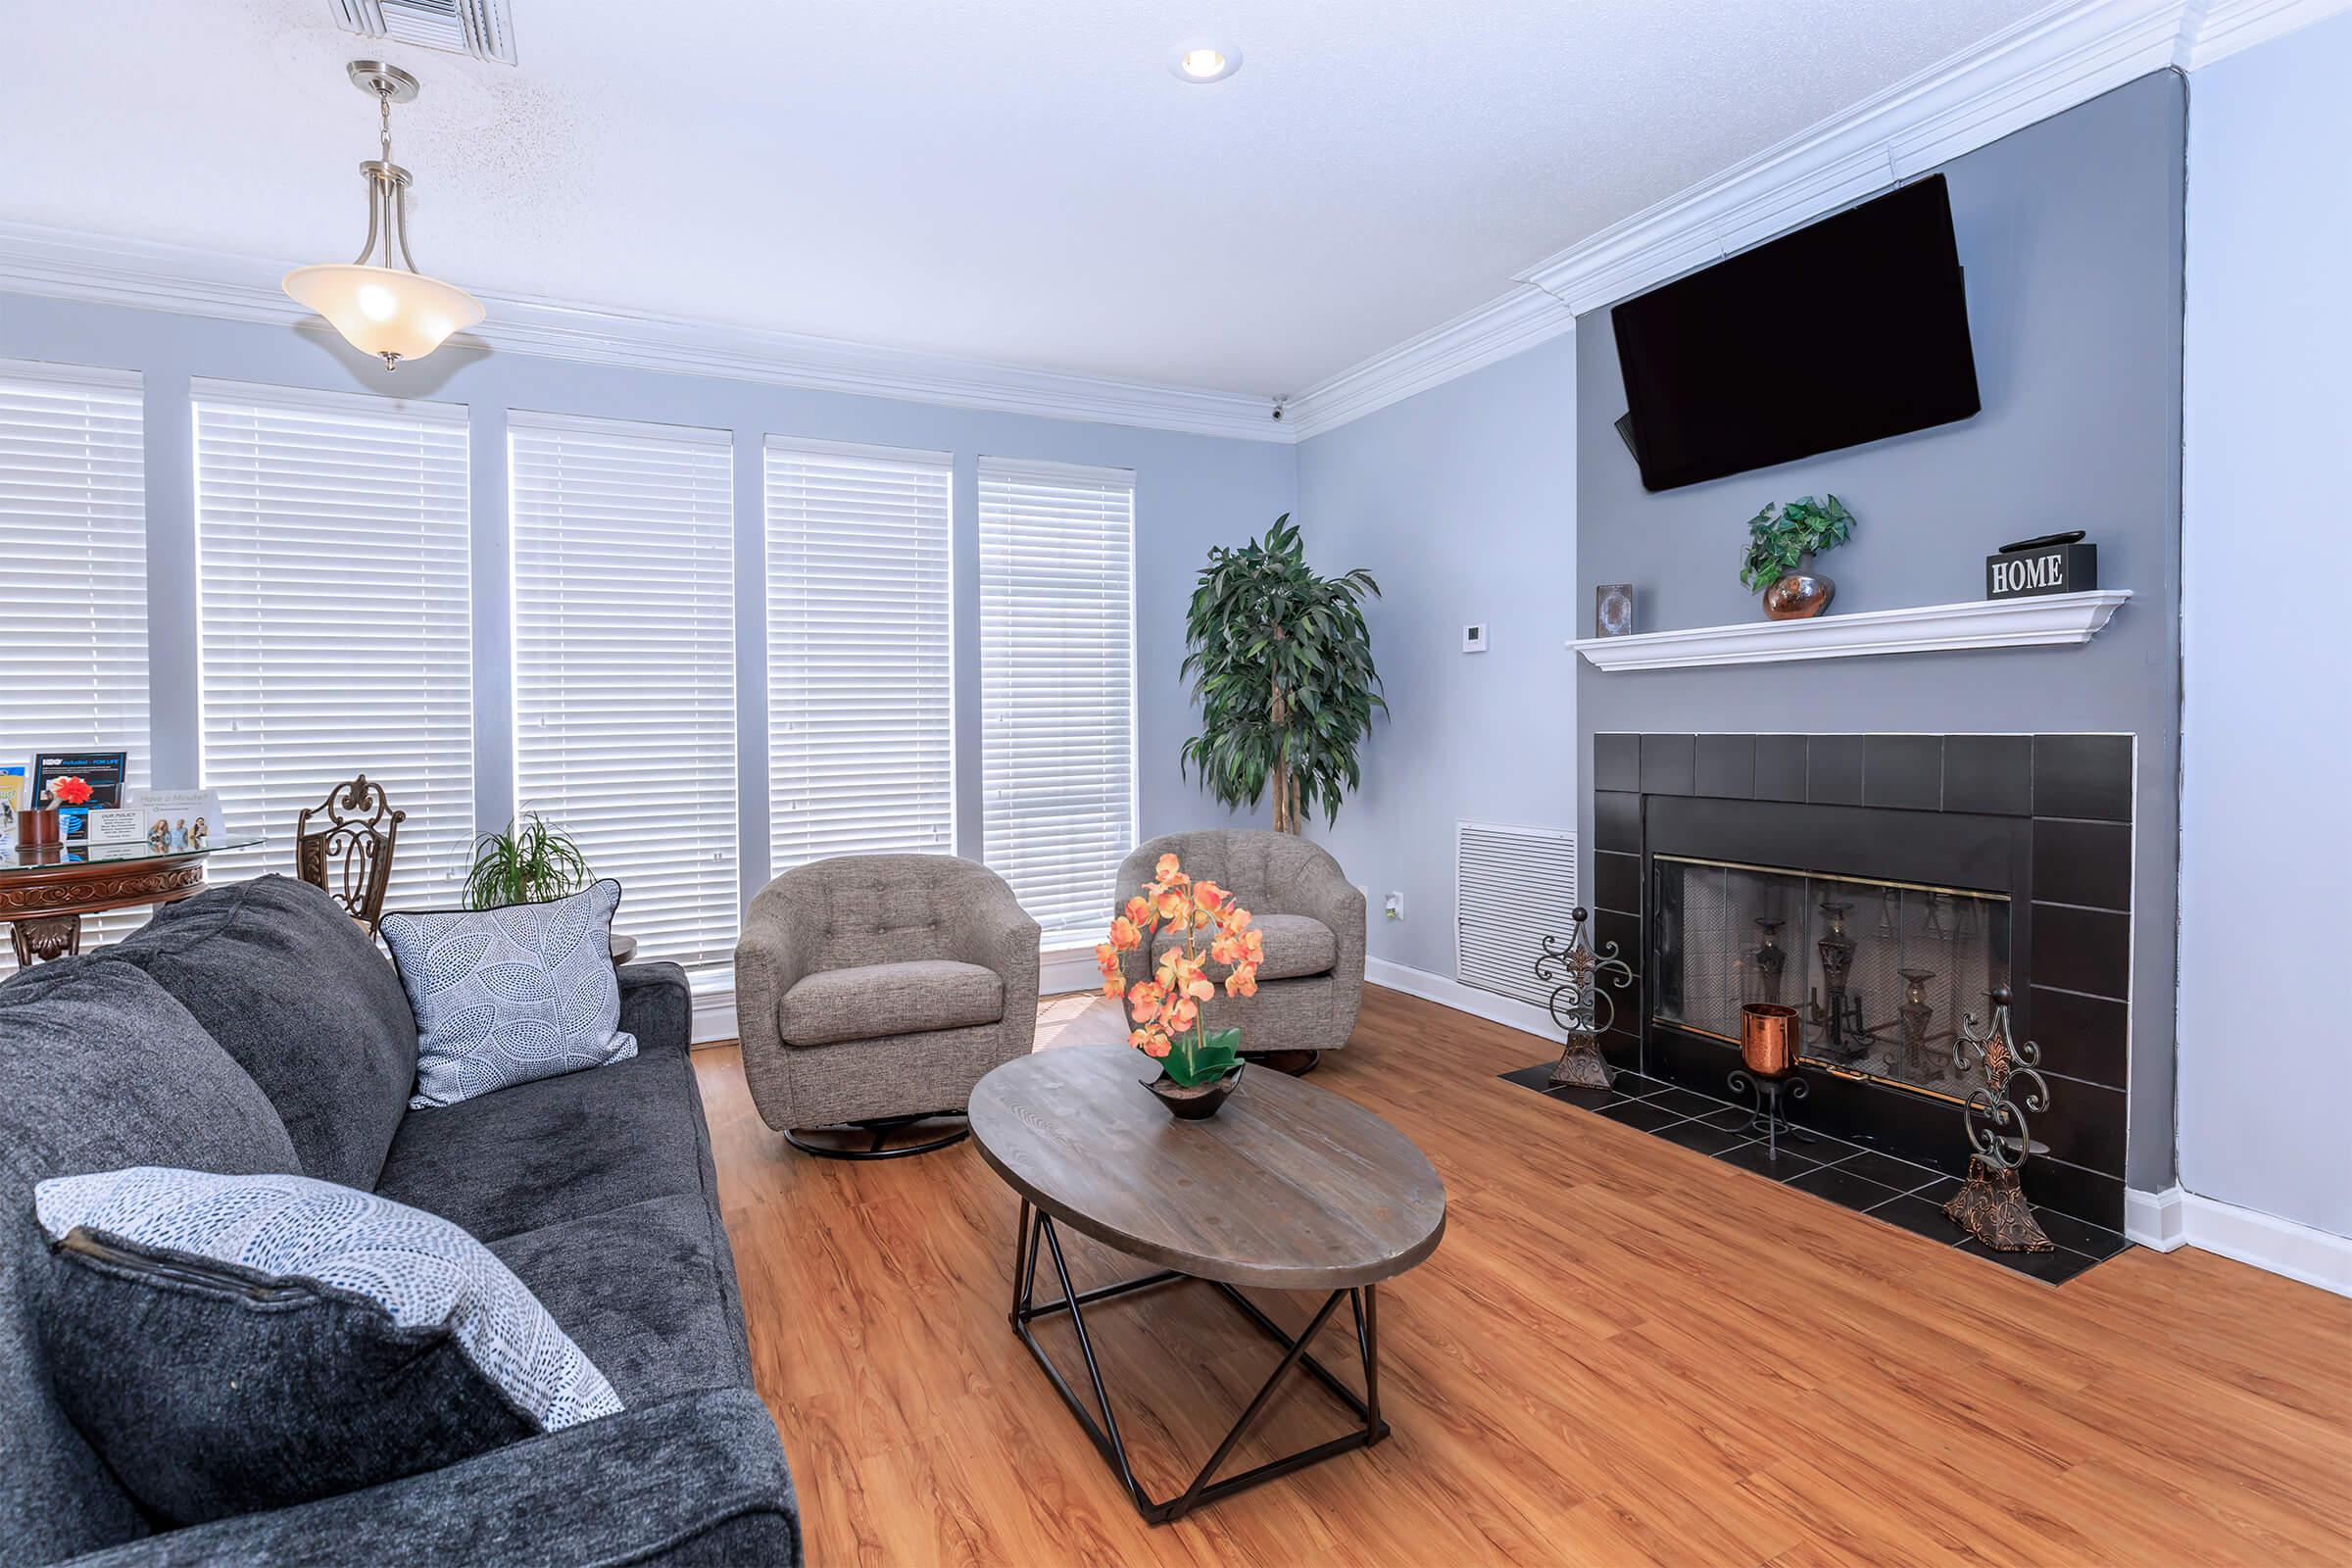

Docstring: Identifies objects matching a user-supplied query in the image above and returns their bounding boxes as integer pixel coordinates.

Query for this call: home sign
[1985,531,2097,600]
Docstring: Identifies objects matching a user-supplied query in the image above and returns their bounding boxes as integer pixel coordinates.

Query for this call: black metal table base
[1008,1201,1388,1524]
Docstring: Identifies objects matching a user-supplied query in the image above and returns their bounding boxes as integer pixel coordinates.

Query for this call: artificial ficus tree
[1179,515,1384,834]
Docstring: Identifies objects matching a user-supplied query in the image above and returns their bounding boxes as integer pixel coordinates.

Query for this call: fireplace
[1590,732,2133,1230]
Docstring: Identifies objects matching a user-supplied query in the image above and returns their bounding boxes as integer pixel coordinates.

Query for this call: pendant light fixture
[282,62,484,370]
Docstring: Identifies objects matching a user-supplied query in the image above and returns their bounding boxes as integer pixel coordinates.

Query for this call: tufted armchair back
[757,854,1013,974]
[1116,829,1347,920]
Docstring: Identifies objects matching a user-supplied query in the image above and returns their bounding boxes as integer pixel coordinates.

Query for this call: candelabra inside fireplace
[1649,856,2012,1103]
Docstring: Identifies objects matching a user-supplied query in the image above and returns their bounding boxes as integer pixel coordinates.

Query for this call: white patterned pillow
[380,879,636,1109]
[34,1167,621,1434]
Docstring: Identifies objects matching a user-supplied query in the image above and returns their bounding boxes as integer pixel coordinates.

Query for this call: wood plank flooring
[694,985,2352,1567]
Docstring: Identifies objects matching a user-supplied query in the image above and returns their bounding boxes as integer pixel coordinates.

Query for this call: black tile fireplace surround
[1590,732,2133,1231]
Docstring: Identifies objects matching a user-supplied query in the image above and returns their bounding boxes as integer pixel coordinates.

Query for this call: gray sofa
[1116,830,1368,1060]
[735,854,1039,1153]
[0,875,800,1567]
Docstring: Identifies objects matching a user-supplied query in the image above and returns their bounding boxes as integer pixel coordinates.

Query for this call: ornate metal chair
[295,776,405,936]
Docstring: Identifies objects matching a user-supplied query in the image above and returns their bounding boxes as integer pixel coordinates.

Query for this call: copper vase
[1762,555,1835,619]
[1740,1003,1800,1078]
[16,807,61,848]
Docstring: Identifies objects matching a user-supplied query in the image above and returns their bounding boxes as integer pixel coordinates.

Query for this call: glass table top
[1,836,265,875]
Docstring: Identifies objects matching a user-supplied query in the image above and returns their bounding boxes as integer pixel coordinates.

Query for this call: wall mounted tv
[1611,174,1981,492]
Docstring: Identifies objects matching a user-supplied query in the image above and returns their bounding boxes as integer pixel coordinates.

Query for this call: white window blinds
[193,380,473,908]
[0,362,147,963]
[511,412,738,967]
[764,436,955,873]
[977,457,1135,945]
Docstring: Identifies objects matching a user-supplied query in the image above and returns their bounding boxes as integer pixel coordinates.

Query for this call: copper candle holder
[1740,1003,1800,1078]
[16,807,61,849]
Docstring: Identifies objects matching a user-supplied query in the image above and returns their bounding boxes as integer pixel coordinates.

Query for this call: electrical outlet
[1384,891,1405,921]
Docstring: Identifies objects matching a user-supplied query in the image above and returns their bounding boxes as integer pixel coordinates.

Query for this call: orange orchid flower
[1108,916,1144,953]
[1153,853,1185,884]
[1123,895,1153,927]
[1131,1028,1172,1058]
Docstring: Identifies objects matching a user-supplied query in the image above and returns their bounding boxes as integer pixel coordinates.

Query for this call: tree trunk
[1268,688,1298,834]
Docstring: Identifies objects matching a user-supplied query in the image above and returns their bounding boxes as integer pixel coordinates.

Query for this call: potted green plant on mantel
[1740,494,1857,620]
[1180,515,1384,833]
[464,814,634,963]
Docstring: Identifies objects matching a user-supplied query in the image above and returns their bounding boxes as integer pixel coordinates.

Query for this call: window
[977,457,1134,945]
[764,436,954,873]
[193,380,473,906]
[511,412,738,966]
[0,362,147,962]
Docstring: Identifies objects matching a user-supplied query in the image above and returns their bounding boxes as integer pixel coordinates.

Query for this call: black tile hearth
[2033,817,2133,911]
[1805,735,1864,805]
[1942,734,2033,816]
[2032,902,2132,1001]
[1594,1099,1687,1134]
[1863,735,1943,811]
[1594,790,1642,855]
[1694,734,1755,799]
[1594,732,1639,793]
[2033,734,2133,821]
[1505,1067,2135,1288]
[1592,850,1641,917]
[1786,1163,1903,1211]
[1640,733,1696,796]
[1753,735,1808,802]
[2034,1074,2130,1178]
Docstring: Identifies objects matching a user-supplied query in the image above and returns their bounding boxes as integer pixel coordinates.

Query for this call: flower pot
[16,808,61,849]
[1145,1060,1246,1120]
[1740,1003,1801,1077]
[1763,554,1836,620]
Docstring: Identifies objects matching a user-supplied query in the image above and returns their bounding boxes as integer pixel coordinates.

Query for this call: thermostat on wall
[1462,623,1489,654]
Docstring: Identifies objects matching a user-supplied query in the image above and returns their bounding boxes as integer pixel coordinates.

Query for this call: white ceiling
[0,0,2047,397]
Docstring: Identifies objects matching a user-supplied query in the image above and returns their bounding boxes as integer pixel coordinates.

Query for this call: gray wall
[0,292,1287,933]
[1293,333,1579,978]
[2178,16,2352,1239]
[1574,74,2186,1192]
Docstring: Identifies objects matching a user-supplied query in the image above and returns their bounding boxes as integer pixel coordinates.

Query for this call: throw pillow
[32,1166,621,1525]
[379,880,636,1109]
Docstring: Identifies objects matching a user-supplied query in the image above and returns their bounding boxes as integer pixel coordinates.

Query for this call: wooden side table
[1,839,264,966]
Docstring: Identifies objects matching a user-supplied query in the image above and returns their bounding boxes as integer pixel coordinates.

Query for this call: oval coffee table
[969,1046,1446,1525]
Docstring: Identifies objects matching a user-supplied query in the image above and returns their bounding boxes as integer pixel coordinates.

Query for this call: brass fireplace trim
[1649,853,2013,907]
[1652,1019,1974,1107]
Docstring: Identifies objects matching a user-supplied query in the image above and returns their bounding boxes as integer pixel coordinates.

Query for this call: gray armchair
[1115,830,1367,1070]
[735,855,1040,1158]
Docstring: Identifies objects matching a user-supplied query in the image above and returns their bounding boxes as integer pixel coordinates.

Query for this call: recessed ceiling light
[1170,43,1241,83]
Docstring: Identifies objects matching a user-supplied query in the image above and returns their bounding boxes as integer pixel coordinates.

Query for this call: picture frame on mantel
[1594,584,1636,638]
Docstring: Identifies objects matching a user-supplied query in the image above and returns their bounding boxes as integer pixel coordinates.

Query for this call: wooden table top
[968,1046,1446,1290]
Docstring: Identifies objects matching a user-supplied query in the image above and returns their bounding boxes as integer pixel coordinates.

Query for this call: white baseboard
[1041,945,1103,1000]
[690,978,736,1047]
[2128,1185,2352,1298]
[1365,956,1559,1044]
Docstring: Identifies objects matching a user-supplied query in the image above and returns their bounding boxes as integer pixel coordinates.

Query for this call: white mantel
[1567,590,2132,672]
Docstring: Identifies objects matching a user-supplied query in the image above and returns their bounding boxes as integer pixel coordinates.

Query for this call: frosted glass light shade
[282,263,485,366]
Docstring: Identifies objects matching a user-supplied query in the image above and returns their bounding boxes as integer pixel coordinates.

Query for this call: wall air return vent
[1456,821,1580,1009]
[333,0,517,66]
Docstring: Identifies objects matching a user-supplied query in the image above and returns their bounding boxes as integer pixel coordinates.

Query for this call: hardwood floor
[694,986,2352,1566]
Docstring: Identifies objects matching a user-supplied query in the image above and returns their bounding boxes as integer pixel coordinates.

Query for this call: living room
[2,3,2346,1565]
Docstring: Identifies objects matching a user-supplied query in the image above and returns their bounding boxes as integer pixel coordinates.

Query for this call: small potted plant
[462,814,634,962]
[1740,494,1856,620]
[1096,853,1264,1119]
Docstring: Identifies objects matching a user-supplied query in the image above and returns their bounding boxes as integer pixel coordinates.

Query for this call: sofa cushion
[31,1166,619,1527]
[489,1194,749,1404]
[0,959,300,1564]
[778,959,1004,1048]
[107,874,418,1191]
[373,1041,709,1243]
[1152,912,1337,983]
[381,881,636,1110]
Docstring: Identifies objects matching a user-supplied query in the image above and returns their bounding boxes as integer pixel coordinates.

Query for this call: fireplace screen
[1650,855,2011,1102]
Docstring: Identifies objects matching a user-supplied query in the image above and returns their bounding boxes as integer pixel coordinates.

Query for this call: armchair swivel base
[783,1111,971,1161]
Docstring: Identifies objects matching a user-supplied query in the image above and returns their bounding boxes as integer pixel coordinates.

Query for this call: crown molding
[1288,0,2347,440]
[1278,286,1575,441]
[0,220,1288,444]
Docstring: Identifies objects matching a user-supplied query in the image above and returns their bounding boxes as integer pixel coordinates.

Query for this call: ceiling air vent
[332,0,517,66]
[1456,821,1580,1009]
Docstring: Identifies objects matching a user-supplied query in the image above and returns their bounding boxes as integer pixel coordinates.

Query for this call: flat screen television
[1611,174,1981,492]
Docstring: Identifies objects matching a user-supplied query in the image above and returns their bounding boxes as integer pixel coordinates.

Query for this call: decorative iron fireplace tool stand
[1944,987,2055,1251]
[1536,907,1635,1090]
